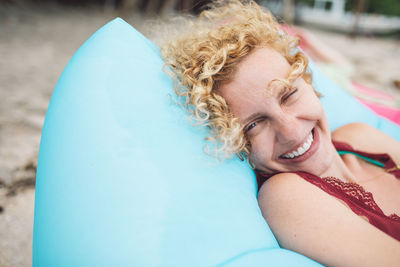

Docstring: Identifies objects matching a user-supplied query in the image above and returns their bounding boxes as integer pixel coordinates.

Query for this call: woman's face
[219,47,333,176]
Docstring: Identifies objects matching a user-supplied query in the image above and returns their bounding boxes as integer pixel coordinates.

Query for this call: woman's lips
[277,128,320,164]
[280,132,313,158]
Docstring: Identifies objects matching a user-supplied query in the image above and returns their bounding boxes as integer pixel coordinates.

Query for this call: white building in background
[260,0,400,34]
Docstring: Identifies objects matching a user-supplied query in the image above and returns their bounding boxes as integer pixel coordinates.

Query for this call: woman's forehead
[219,47,291,98]
[237,47,290,78]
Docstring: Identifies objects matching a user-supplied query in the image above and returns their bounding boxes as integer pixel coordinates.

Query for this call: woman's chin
[301,131,335,176]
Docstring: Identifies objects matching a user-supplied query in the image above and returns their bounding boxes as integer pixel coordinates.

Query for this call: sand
[0,4,399,266]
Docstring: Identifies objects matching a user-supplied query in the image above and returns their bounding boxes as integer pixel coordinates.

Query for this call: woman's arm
[258,172,400,267]
[332,122,400,163]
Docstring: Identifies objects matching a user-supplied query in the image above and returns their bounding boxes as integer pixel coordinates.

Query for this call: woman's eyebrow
[266,79,291,98]
[243,112,264,126]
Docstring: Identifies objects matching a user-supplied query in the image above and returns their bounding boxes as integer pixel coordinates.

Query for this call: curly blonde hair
[162,0,311,160]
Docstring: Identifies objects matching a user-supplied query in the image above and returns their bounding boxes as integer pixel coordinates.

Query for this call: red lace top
[256,141,400,241]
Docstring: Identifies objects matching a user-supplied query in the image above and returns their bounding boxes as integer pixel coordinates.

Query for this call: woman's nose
[273,114,302,144]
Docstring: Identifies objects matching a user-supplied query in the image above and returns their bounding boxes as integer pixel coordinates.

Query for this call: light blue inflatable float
[33,18,400,266]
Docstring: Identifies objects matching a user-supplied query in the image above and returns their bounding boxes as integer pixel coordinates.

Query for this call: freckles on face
[218,47,332,174]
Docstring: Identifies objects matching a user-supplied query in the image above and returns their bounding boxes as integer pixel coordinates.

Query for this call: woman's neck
[320,144,358,183]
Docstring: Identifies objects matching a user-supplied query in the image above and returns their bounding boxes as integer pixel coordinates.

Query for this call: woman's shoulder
[332,122,378,145]
[331,122,378,152]
[257,172,325,222]
[331,122,400,161]
[257,172,320,208]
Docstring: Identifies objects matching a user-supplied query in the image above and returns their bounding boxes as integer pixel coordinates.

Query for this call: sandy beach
[0,4,399,266]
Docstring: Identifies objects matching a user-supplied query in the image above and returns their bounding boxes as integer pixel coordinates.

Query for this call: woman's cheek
[303,89,324,116]
[249,135,273,167]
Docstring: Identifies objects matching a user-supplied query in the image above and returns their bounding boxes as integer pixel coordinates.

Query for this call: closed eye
[245,116,267,133]
[281,88,298,104]
[246,122,258,132]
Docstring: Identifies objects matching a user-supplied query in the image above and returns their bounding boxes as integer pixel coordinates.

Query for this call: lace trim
[322,176,400,221]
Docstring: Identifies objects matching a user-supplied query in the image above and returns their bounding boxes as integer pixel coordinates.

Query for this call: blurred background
[0,0,399,266]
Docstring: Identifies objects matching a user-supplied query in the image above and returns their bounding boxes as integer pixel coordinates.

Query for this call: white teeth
[281,132,314,159]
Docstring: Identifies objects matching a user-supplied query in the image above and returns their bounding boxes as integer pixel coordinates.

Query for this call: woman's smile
[276,127,320,164]
[280,130,313,159]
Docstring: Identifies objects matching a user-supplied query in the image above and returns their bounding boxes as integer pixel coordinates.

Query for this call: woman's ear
[314,88,322,98]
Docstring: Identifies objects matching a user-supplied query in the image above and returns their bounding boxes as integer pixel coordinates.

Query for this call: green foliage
[346,0,400,16]
[297,0,400,16]
[366,0,400,16]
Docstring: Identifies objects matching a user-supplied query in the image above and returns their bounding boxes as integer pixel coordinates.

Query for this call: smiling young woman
[162,0,400,265]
